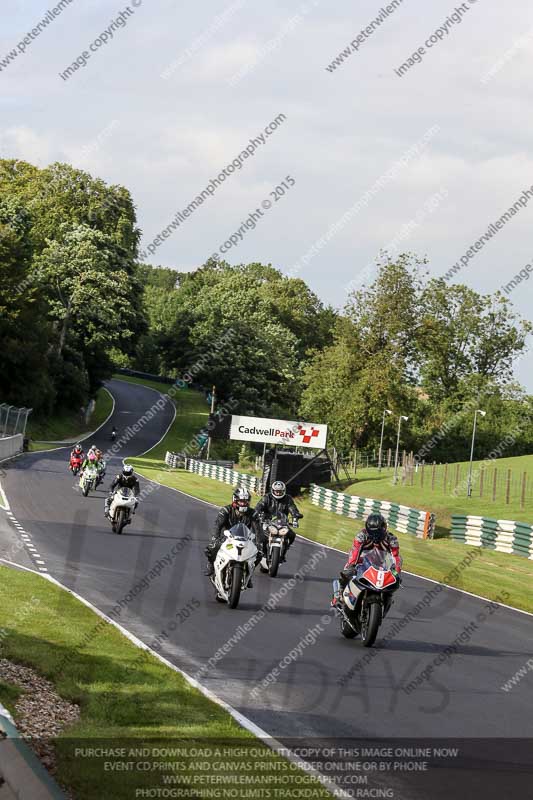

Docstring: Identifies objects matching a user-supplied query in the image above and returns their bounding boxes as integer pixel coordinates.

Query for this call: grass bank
[337,454,533,536]
[0,566,332,799]
[27,387,113,447]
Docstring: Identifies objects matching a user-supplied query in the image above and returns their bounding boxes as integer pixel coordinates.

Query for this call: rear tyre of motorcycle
[228,564,243,609]
[268,547,280,578]
[116,509,126,535]
[361,602,381,647]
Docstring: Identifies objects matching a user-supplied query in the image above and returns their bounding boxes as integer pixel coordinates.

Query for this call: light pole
[393,415,409,484]
[378,409,392,472]
[467,409,486,497]
[205,385,216,461]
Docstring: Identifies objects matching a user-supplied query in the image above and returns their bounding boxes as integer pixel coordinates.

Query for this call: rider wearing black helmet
[338,513,402,592]
[254,481,303,561]
[104,464,140,517]
[204,487,259,577]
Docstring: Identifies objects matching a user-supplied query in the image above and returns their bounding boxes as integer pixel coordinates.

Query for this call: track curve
[2,378,533,798]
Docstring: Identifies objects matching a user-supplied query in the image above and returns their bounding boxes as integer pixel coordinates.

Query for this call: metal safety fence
[0,403,31,437]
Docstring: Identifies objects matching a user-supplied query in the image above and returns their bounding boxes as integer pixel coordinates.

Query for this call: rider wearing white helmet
[204,487,259,577]
[105,464,140,517]
[255,481,303,561]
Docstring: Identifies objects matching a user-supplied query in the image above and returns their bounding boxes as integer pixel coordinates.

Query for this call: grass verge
[0,566,332,800]
[333,456,533,536]
[0,680,22,717]
[28,387,114,445]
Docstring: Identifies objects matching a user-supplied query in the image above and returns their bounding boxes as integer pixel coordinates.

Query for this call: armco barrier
[310,484,436,539]
[0,434,23,461]
[451,514,533,559]
[187,458,260,493]
[0,710,65,799]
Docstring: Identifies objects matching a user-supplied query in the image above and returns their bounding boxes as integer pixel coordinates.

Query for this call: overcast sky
[2,0,532,389]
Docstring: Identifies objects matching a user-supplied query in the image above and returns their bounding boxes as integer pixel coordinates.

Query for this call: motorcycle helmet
[88,452,96,462]
[74,444,82,453]
[365,513,387,544]
[123,464,134,477]
[271,480,286,500]
[232,487,251,514]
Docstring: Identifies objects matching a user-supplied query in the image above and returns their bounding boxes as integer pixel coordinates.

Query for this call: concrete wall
[0,434,23,460]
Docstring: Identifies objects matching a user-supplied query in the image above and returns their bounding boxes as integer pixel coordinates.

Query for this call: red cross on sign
[298,426,321,444]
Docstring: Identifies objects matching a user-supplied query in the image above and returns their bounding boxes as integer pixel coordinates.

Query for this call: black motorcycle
[259,513,296,577]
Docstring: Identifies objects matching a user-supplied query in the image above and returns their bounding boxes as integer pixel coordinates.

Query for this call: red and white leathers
[345,529,402,572]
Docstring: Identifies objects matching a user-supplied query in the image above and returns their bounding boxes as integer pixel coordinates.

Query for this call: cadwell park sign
[229,415,328,449]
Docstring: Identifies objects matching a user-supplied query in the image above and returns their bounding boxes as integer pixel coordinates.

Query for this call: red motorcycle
[332,548,401,647]
[69,454,83,476]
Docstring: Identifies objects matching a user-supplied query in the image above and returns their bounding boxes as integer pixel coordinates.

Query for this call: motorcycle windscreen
[356,548,396,588]
[229,522,252,541]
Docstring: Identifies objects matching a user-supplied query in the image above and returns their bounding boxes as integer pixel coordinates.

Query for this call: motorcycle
[95,459,106,487]
[79,465,99,497]
[110,429,117,442]
[69,454,83,476]
[259,513,294,577]
[108,486,137,535]
[332,548,400,648]
[211,523,257,609]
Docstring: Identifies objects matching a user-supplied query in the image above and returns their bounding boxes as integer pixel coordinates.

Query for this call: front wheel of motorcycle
[82,483,89,497]
[268,547,280,578]
[340,615,357,639]
[116,508,126,535]
[228,564,243,609]
[361,602,381,647]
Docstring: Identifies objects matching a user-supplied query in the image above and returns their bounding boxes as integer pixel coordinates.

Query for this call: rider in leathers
[104,465,140,517]
[338,513,402,594]
[254,481,303,561]
[204,488,259,576]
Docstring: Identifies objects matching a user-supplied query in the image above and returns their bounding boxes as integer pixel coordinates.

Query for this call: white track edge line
[0,557,349,800]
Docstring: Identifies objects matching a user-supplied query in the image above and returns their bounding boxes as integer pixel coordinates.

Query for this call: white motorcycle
[109,487,137,535]
[79,465,98,497]
[211,523,257,609]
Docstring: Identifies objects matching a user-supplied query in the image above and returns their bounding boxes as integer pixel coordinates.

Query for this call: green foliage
[0,158,146,415]
[137,259,335,417]
[301,254,532,460]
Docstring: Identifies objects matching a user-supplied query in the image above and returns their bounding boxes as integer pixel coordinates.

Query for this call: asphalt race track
[2,379,533,798]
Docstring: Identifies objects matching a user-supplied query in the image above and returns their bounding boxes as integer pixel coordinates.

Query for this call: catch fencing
[451,514,533,559]
[309,484,436,539]
[0,403,31,437]
[186,458,260,493]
